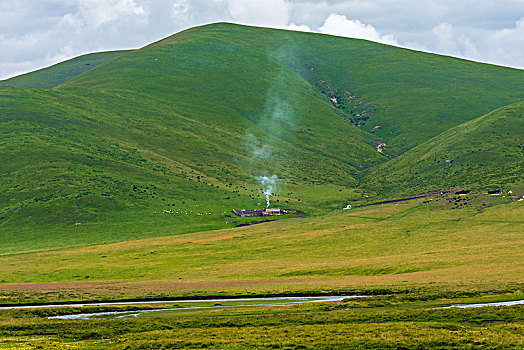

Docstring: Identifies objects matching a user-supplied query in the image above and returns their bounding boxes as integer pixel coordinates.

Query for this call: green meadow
[0,193,523,349]
[0,23,523,348]
[0,194,522,303]
[0,197,523,348]
[2,23,523,243]
[0,294,523,349]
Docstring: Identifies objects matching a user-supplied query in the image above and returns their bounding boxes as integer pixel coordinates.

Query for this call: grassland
[0,195,522,303]
[0,196,522,348]
[0,23,523,348]
[0,292,523,349]
[0,190,522,348]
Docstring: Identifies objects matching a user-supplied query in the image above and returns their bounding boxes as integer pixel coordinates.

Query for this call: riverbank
[1,290,522,349]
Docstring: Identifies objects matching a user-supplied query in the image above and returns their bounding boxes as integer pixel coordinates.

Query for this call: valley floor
[0,193,522,348]
[0,291,523,349]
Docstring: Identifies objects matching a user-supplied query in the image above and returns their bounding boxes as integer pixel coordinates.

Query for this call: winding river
[442,299,524,309]
[0,295,364,320]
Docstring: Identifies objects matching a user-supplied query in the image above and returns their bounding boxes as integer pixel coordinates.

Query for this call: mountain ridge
[0,50,130,89]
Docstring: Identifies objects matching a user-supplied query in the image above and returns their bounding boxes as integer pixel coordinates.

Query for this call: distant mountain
[0,51,128,89]
[0,23,522,252]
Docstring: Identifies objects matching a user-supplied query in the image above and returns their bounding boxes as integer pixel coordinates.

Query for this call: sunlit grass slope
[0,87,284,253]
[363,101,524,197]
[0,196,522,303]
[0,51,128,89]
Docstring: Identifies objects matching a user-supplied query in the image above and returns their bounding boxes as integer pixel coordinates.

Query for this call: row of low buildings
[233,208,282,217]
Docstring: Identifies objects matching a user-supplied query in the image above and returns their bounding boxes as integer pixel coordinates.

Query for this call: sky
[1,0,524,80]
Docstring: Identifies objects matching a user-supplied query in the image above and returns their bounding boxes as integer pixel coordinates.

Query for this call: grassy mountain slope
[64,24,524,156]
[0,87,289,253]
[0,37,381,251]
[1,23,524,251]
[0,51,128,89]
[1,24,523,349]
[363,101,524,196]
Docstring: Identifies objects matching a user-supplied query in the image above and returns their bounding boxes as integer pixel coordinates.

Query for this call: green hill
[1,23,523,253]
[62,24,524,157]
[362,101,524,197]
[0,51,128,89]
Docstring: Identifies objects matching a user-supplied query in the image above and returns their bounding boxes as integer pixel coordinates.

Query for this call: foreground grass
[0,292,523,349]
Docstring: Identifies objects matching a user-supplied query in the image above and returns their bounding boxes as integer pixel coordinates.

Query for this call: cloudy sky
[1,0,524,80]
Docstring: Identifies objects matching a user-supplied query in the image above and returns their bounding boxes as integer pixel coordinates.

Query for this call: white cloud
[490,16,524,41]
[77,0,148,27]
[226,0,291,27]
[0,0,154,80]
[2,1,524,80]
[172,0,191,16]
[420,17,524,68]
[473,16,524,68]
[431,22,478,57]
[284,22,312,32]
[318,13,397,45]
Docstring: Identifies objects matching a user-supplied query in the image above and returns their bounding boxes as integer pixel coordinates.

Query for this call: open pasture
[0,196,522,304]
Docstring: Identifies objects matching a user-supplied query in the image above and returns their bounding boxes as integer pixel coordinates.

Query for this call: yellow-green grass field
[0,195,523,349]
[1,194,522,304]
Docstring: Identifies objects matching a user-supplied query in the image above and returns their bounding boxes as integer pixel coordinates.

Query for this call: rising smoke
[247,92,293,208]
[257,175,278,207]
[245,41,298,208]
[246,133,279,207]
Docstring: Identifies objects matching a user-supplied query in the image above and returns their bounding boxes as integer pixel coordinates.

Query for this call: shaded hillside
[0,87,264,252]
[0,51,128,89]
[362,101,524,197]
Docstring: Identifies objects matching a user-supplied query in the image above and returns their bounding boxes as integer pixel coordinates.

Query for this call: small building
[264,208,281,215]
[233,209,264,217]
[233,208,283,217]
[455,190,470,195]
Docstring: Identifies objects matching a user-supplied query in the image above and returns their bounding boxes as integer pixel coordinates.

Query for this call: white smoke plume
[257,175,278,207]
[246,44,297,209]
[246,132,272,160]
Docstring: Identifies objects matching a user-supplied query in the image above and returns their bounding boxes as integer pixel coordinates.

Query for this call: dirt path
[356,189,455,208]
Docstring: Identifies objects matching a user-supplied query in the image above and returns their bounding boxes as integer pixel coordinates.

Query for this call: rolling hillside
[0,51,128,89]
[61,24,524,156]
[1,22,523,350]
[363,101,524,197]
[1,22,523,252]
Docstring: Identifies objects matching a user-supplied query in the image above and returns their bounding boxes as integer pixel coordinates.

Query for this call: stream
[3,295,522,319]
[442,299,524,309]
[0,295,363,320]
